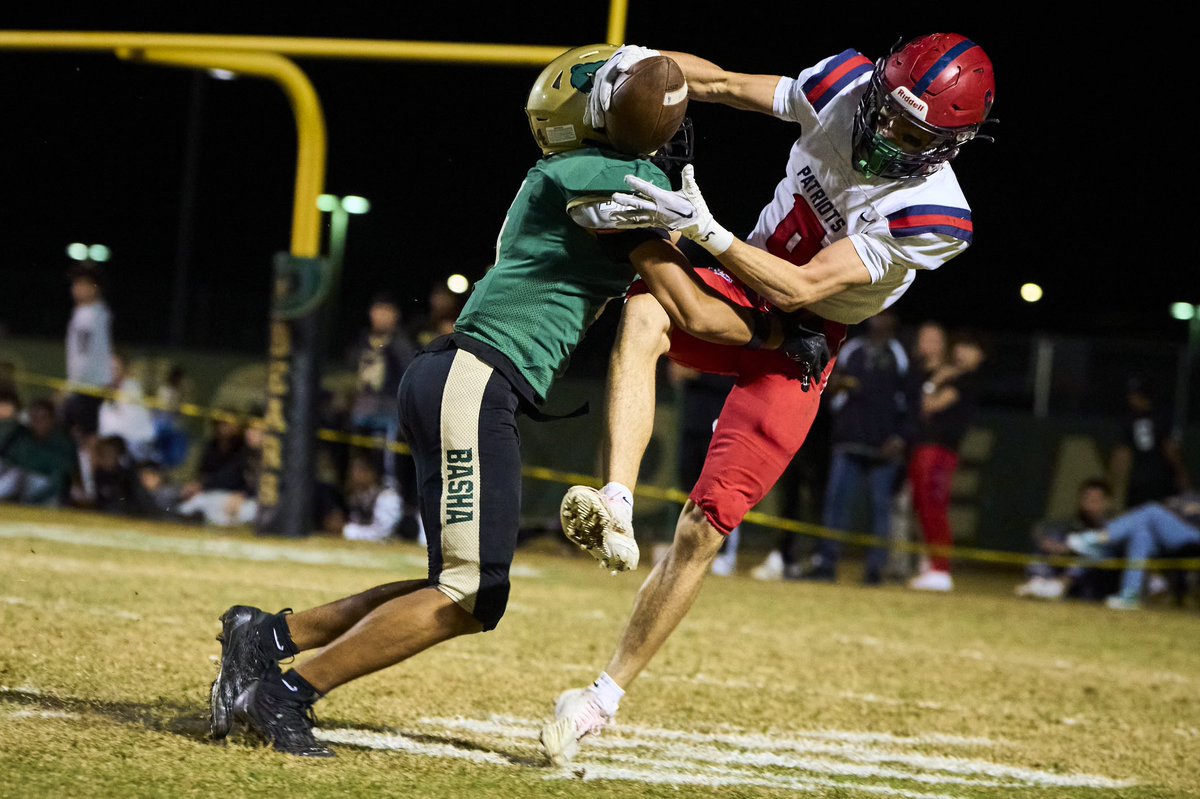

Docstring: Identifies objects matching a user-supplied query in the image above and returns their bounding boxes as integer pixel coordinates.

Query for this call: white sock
[590,671,624,717]
[600,482,634,522]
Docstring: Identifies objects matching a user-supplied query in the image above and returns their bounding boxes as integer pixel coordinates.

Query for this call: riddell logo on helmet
[891,86,928,121]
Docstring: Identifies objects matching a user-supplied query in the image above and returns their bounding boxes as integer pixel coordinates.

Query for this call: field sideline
[1,507,1196,798]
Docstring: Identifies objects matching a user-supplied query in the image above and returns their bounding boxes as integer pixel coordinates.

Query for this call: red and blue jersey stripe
[887,205,973,244]
[802,49,874,113]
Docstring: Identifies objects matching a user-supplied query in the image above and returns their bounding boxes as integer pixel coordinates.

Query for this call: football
[604,55,689,156]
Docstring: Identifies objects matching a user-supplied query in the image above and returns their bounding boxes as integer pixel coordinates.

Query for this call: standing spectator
[341,453,402,542]
[411,282,464,348]
[98,353,157,462]
[0,397,77,505]
[1014,477,1118,601]
[62,264,113,440]
[803,312,908,584]
[1109,377,1190,510]
[905,331,985,591]
[348,293,420,537]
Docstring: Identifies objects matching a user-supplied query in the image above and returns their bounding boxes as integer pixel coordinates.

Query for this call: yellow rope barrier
[11,369,1200,572]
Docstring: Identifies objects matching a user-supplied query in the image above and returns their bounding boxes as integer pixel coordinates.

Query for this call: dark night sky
[0,10,1180,358]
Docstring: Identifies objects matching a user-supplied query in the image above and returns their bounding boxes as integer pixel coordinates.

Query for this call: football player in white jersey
[543,34,995,766]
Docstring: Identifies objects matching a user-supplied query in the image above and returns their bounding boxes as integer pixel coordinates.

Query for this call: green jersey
[454,147,671,403]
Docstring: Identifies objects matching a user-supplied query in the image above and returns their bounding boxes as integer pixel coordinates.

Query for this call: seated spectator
[188,416,250,495]
[177,418,260,527]
[136,461,184,517]
[91,435,139,514]
[341,453,402,542]
[1067,492,1200,610]
[1015,478,1118,601]
[98,352,157,462]
[0,397,76,505]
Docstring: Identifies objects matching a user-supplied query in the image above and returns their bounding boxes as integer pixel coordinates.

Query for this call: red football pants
[909,443,959,572]
[628,268,846,535]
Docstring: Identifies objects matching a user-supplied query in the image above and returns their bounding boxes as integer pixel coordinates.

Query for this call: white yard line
[0,522,542,579]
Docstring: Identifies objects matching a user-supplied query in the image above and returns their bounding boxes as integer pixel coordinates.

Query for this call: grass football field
[1,506,1197,798]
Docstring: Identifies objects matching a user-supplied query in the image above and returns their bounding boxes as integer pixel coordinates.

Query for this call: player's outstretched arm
[660,51,780,115]
[612,165,872,311]
[626,237,770,346]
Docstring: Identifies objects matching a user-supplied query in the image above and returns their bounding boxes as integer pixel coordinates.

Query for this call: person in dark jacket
[802,312,908,583]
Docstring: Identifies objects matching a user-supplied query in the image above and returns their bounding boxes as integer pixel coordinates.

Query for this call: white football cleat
[908,569,954,592]
[540,688,612,767]
[560,486,639,572]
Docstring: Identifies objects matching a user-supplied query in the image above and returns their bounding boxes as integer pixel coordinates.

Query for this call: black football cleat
[210,605,283,740]
[233,681,334,758]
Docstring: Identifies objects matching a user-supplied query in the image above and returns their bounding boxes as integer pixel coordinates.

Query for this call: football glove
[612,165,735,255]
[584,44,661,130]
[778,316,831,392]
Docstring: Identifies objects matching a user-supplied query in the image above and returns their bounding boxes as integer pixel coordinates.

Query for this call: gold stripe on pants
[436,349,494,613]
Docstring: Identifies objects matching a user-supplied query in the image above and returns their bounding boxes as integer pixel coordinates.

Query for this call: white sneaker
[908,570,954,592]
[540,688,612,767]
[751,551,785,581]
[560,486,639,572]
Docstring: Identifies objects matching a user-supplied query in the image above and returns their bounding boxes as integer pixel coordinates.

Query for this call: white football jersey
[744,50,974,325]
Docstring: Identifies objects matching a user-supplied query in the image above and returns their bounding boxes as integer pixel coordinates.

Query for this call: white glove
[610,164,735,255]
[584,44,660,130]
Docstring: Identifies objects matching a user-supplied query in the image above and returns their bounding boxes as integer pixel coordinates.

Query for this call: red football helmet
[852,33,996,179]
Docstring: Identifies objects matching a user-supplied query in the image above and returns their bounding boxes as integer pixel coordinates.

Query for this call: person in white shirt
[545,34,996,765]
[62,265,113,439]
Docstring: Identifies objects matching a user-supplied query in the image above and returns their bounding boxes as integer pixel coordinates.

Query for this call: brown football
[605,55,689,156]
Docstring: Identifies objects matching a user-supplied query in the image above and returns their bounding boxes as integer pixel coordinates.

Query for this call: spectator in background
[905,330,985,592]
[153,365,191,469]
[177,418,260,527]
[1068,492,1200,610]
[90,435,138,514]
[188,416,250,495]
[0,397,76,505]
[1109,377,1190,510]
[62,264,113,440]
[411,282,464,348]
[1014,477,1117,601]
[98,352,157,462]
[802,311,908,585]
[348,293,421,538]
[341,452,402,542]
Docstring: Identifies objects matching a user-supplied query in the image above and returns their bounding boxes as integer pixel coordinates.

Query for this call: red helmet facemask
[852,33,996,180]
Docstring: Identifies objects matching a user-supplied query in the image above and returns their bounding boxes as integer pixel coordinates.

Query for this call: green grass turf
[1,507,1197,798]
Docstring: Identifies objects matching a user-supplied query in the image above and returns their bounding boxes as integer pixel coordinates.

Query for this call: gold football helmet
[526,44,616,155]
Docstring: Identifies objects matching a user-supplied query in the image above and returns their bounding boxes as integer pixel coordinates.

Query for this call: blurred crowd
[0,263,462,547]
[1,263,1196,612]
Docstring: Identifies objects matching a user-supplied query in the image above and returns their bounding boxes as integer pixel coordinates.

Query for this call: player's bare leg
[542,500,724,765]
[561,294,671,572]
[286,579,428,649]
[291,586,482,693]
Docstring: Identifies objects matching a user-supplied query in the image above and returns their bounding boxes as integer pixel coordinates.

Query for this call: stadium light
[341,195,371,215]
[318,193,372,333]
[67,242,111,263]
[1020,283,1043,303]
[1170,302,1197,321]
[446,274,470,294]
[207,68,237,80]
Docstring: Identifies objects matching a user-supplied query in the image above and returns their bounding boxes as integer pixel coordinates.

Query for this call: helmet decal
[569,60,607,93]
[911,38,978,97]
[890,85,928,121]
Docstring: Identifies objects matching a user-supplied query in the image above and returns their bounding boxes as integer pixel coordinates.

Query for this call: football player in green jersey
[209,44,820,757]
